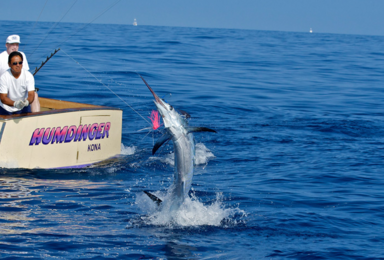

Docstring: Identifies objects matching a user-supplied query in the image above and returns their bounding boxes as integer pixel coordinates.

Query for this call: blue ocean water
[1,20,384,259]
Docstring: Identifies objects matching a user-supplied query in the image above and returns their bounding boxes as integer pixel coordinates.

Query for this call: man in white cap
[0,34,40,112]
[0,35,29,76]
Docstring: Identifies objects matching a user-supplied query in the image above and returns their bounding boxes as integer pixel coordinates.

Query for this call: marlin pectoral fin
[144,191,162,206]
[178,109,191,119]
[153,132,172,155]
[186,127,217,134]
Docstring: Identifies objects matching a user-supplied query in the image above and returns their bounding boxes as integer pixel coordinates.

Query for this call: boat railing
[39,97,102,111]
[0,97,117,120]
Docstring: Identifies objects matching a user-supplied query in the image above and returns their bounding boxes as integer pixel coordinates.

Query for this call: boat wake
[133,192,246,228]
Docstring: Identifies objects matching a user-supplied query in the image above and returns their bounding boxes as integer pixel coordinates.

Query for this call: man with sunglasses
[0,51,35,115]
[0,35,40,112]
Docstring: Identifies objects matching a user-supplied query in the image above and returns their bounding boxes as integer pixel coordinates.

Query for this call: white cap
[6,35,20,44]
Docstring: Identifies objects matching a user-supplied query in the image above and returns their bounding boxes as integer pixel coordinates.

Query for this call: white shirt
[0,51,30,76]
[0,69,35,112]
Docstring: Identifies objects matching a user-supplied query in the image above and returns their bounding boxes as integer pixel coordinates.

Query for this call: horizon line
[1,19,383,38]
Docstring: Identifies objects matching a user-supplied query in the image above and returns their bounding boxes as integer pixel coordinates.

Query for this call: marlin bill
[140,75,216,211]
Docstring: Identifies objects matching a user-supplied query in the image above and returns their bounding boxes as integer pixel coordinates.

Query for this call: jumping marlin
[140,75,216,211]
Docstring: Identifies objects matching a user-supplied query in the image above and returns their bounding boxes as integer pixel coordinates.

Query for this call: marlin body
[140,76,216,211]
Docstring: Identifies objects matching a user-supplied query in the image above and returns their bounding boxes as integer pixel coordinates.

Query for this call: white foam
[148,152,174,166]
[120,144,136,155]
[136,192,246,228]
[106,167,117,173]
[134,143,229,228]
[194,143,215,165]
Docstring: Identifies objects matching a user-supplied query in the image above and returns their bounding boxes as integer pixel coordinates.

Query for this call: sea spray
[135,191,246,228]
[121,144,136,155]
[194,143,215,168]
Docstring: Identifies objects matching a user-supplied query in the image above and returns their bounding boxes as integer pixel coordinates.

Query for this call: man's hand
[14,100,28,110]
[23,98,29,107]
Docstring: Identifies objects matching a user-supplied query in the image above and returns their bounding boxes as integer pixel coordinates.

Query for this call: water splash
[148,152,174,166]
[135,192,246,228]
[121,144,136,155]
[194,143,215,165]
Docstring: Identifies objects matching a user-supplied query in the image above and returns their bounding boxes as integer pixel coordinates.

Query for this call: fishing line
[29,0,79,59]
[139,128,155,145]
[104,77,149,99]
[56,0,122,46]
[22,0,49,49]
[32,0,122,65]
[60,48,151,125]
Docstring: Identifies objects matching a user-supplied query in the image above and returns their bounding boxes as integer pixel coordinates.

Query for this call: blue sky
[1,0,383,36]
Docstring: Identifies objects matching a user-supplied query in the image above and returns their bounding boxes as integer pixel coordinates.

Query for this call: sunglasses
[12,61,23,65]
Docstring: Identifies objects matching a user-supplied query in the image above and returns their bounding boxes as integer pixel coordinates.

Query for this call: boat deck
[0,97,119,120]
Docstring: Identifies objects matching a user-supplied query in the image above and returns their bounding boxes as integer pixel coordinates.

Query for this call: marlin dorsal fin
[152,132,172,155]
[186,127,217,134]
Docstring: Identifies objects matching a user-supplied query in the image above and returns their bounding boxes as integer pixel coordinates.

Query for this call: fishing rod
[33,48,60,76]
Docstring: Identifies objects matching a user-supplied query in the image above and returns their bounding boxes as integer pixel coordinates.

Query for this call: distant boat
[133,19,137,26]
[309,28,313,33]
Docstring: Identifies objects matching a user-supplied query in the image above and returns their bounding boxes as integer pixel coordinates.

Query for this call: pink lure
[149,110,162,130]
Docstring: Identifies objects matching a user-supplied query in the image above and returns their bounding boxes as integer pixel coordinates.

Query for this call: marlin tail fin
[144,191,162,206]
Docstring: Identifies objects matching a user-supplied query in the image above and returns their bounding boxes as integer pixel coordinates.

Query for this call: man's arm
[27,90,34,104]
[0,93,16,107]
[22,52,30,71]
[0,92,33,109]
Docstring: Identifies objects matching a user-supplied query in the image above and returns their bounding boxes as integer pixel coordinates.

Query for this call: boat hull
[0,101,122,169]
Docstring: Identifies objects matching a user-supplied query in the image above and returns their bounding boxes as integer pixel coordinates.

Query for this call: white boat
[133,19,137,26]
[310,28,313,33]
[0,97,122,169]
